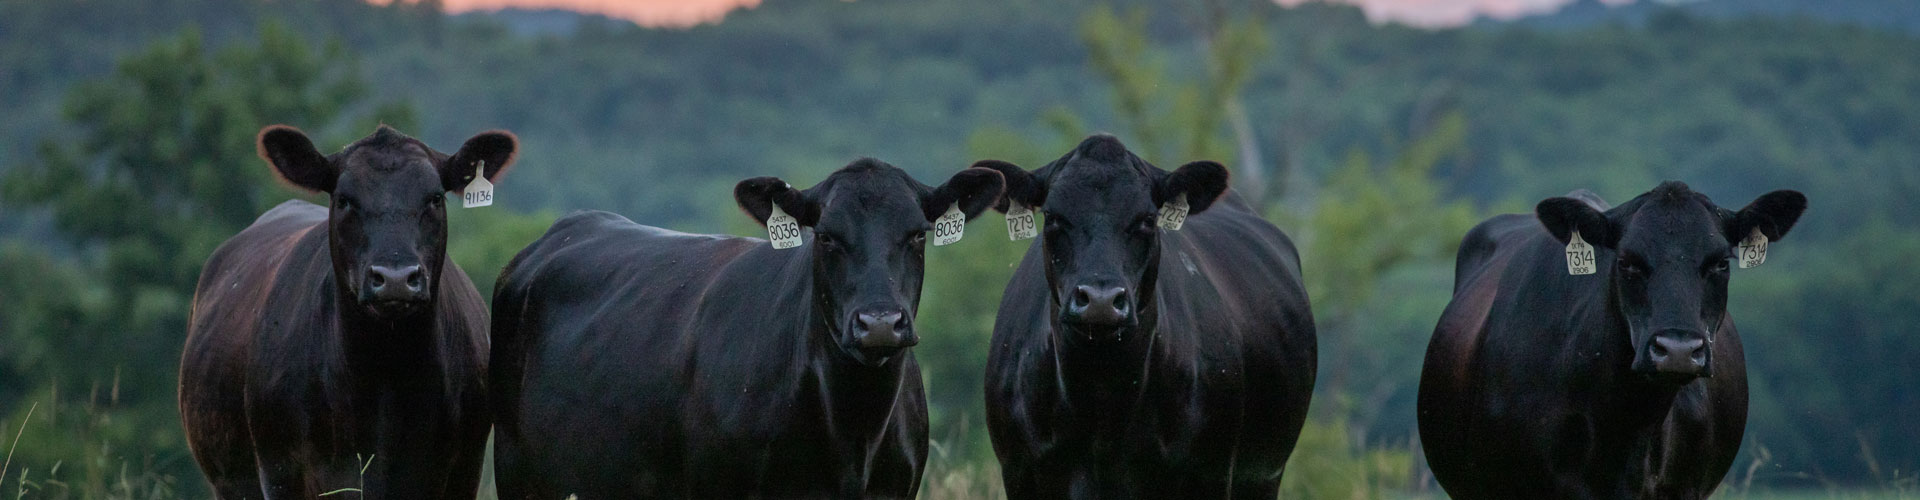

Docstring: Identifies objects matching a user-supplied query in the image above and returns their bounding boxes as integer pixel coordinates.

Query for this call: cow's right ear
[257,125,335,193]
[1536,196,1616,248]
[735,177,819,227]
[970,160,1047,213]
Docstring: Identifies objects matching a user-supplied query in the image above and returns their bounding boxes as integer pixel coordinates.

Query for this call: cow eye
[1131,216,1157,237]
[428,195,445,208]
[816,233,843,253]
[1045,214,1070,232]
[907,232,926,248]
[1617,257,1646,278]
[1707,258,1730,275]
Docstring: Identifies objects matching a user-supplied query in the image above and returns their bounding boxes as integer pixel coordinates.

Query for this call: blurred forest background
[1,0,1916,498]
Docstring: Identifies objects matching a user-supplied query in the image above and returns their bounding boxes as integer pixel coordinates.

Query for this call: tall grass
[5,394,1913,499]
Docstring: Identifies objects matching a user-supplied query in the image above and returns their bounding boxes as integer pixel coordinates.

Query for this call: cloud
[1275,0,1635,28]
[435,0,763,27]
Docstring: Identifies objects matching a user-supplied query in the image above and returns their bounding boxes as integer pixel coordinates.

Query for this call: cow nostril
[1650,342,1669,359]
[367,271,386,288]
[1690,348,1706,364]
[1070,286,1093,310]
[405,268,424,291]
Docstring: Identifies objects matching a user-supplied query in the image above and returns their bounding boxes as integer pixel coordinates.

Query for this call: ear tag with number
[1565,230,1597,276]
[462,161,494,208]
[932,203,966,246]
[766,203,803,249]
[1736,228,1768,269]
[1005,201,1037,241]
[1158,193,1189,231]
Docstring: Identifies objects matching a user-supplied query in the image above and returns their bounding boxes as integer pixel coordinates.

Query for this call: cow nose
[1066,285,1129,326]
[1648,329,1709,375]
[366,265,426,302]
[853,310,915,350]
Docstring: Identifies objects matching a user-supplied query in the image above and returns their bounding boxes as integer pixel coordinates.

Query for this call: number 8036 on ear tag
[932,203,965,246]
[766,204,803,249]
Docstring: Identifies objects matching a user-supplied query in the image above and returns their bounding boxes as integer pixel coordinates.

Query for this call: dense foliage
[1,0,1915,496]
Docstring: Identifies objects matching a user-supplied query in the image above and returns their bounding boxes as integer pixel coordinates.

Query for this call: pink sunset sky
[432,0,1638,29]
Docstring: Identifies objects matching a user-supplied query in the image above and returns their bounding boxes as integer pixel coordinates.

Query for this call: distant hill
[1486,0,1920,33]
[452,8,634,37]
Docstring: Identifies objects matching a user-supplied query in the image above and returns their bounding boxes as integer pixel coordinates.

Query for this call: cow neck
[1588,272,1686,433]
[801,246,908,447]
[331,270,444,378]
[1047,252,1163,418]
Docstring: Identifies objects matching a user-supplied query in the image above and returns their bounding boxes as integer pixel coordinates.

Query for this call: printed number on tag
[462,161,493,208]
[1565,230,1597,275]
[1005,202,1037,241]
[933,203,966,246]
[766,204,803,249]
[1737,228,1768,269]
[1158,193,1189,231]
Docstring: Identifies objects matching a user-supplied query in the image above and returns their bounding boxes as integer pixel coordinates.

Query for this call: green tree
[0,22,412,496]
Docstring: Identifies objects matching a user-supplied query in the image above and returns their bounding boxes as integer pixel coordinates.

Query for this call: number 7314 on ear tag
[1565,230,1597,276]
[463,161,493,208]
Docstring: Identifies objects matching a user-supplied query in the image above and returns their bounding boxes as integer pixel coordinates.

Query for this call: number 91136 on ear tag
[1565,230,1597,276]
[1737,228,1768,269]
[766,204,803,249]
[462,161,493,208]
[932,203,966,246]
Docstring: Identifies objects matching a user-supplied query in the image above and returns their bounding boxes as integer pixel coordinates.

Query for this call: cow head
[258,125,517,321]
[1537,181,1805,383]
[735,159,1003,367]
[975,135,1229,346]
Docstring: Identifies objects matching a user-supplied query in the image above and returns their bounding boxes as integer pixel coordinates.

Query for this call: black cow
[979,135,1318,499]
[180,125,516,498]
[488,159,1004,498]
[1418,181,1806,499]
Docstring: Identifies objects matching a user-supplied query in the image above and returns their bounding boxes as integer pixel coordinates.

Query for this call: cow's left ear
[923,167,1006,222]
[736,177,820,227]
[1724,190,1807,243]
[969,160,1046,213]
[439,130,518,192]
[1156,161,1230,215]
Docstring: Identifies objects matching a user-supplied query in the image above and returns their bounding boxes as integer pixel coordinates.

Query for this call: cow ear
[924,167,1006,222]
[257,125,335,193]
[1725,190,1807,243]
[1157,161,1230,215]
[735,177,819,227]
[970,160,1046,213]
[440,130,518,192]
[1537,196,1616,248]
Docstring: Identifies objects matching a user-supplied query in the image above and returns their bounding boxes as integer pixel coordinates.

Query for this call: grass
[3,399,1913,499]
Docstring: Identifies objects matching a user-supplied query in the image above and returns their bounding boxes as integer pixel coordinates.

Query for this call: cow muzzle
[1061,285,1134,343]
[362,264,428,317]
[1638,328,1711,380]
[847,309,916,365]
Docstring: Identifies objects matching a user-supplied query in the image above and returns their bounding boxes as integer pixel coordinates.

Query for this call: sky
[433,0,1640,29]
